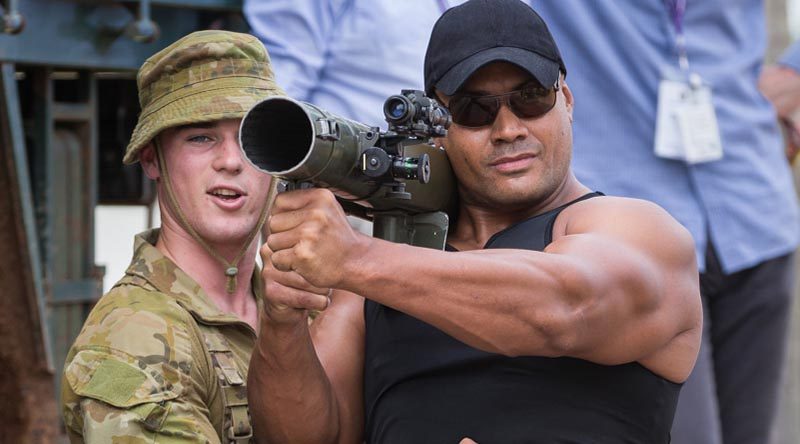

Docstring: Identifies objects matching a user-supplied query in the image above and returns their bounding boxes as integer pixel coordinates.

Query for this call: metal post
[0,61,58,443]
[1,63,52,370]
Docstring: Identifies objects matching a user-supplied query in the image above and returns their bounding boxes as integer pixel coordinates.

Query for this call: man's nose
[214,136,244,173]
[490,101,528,144]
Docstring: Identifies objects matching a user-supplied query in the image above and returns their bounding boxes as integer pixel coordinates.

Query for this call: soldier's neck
[155,222,260,332]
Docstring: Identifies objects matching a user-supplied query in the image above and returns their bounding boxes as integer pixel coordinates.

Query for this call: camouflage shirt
[61,229,261,443]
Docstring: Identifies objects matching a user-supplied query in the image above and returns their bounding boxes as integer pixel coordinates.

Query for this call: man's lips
[207,185,247,199]
[489,153,537,172]
[207,186,248,210]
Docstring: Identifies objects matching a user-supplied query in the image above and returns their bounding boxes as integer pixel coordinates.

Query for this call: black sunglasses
[447,79,560,128]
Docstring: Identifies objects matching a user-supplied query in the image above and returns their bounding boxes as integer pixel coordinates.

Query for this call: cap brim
[435,47,560,96]
[124,81,284,164]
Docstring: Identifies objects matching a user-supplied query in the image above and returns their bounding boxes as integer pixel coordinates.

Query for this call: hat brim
[434,47,560,96]
[124,81,284,164]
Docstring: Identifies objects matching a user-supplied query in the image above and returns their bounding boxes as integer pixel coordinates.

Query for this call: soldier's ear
[140,142,160,181]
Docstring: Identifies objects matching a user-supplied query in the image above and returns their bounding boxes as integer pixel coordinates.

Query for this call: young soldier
[61,30,283,443]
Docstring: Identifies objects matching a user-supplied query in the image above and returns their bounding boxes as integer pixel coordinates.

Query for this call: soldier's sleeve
[61,289,219,443]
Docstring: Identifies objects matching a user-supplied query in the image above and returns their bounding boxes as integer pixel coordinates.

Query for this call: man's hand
[260,243,332,324]
[759,64,800,162]
[266,188,369,288]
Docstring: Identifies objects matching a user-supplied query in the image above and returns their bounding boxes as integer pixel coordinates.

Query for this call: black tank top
[363,192,681,444]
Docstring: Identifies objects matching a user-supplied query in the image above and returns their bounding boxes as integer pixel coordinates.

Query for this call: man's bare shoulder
[564,194,680,223]
[556,195,694,253]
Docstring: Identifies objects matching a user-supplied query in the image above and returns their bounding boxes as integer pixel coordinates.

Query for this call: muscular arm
[248,249,365,444]
[268,191,701,383]
[352,198,698,380]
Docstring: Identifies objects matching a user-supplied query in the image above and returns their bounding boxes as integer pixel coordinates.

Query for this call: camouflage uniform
[62,229,261,443]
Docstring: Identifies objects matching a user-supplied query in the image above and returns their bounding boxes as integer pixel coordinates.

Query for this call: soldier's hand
[267,188,369,288]
[260,243,332,324]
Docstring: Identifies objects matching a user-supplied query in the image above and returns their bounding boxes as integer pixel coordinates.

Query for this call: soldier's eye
[187,135,214,143]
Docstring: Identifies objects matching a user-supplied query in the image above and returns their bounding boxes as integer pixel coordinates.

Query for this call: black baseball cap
[424,0,567,97]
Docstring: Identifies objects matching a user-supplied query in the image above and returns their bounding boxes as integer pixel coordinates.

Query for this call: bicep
[311,289,365,444]
[543,200,700,365]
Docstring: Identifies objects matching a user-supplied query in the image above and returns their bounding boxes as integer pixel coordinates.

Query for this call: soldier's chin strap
[154,138,271,294]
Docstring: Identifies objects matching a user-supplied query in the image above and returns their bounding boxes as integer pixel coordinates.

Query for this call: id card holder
[654,72,723,163]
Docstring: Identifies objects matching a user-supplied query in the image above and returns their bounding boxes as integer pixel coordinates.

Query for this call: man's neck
[155,222,259,329]
[450,178,590,250]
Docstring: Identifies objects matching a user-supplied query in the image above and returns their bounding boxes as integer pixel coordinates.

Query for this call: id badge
[654,75,723,163]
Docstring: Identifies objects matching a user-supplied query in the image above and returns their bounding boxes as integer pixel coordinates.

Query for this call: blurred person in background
[244,0,469,126]
[532,2,800,443]
[760,40,800,163]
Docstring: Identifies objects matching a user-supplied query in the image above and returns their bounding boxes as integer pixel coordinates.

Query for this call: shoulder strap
[202,329,254,443]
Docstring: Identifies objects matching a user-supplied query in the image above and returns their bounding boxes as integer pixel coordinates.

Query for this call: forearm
[340,238,597,357]
[249,317,340,444]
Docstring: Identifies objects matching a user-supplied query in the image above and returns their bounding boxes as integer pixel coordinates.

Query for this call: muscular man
[249,1,702,443]
[61,30,283,443]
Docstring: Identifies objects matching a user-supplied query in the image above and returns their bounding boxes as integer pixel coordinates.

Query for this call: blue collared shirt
[244,0,466,127]
[536,0,799,273]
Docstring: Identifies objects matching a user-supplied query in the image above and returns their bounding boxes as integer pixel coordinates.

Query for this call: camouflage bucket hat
[123,30,285,164]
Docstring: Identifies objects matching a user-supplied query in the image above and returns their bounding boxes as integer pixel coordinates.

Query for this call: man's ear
[434,136,447,151]
[561,80,574,123]
[139,142,160,180]
[432,89,450,150]
[433,89,448,107]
